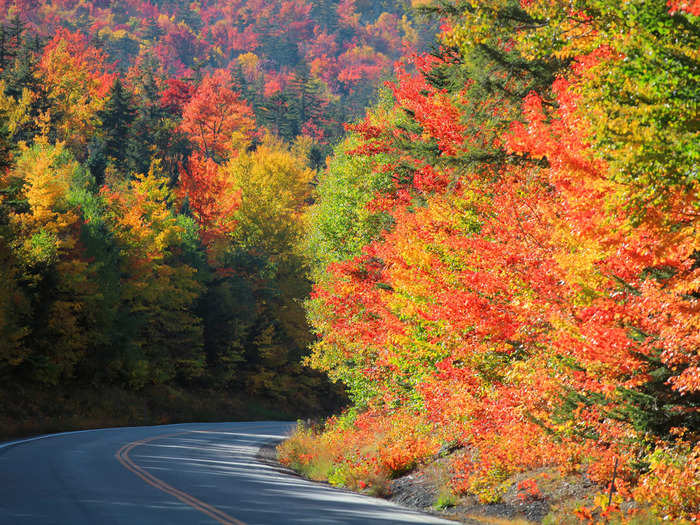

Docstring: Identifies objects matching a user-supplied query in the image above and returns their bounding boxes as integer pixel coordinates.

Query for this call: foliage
[0,4,393,418]
[0,140,100,384]
[633,440,700,521]
[39,28,115,153]
[296,0,699,520]
[0,0,432,155]
[180,70,255,162]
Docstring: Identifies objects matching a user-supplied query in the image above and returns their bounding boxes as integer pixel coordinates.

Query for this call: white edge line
[0,423,194,450]
[0,421,295,450]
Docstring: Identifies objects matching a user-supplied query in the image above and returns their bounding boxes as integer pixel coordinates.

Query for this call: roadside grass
[277,422,335,480]
[434,491,458,510]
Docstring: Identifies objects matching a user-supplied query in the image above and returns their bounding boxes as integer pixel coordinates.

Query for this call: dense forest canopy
[0,0,431,427]
[0,0,431,152]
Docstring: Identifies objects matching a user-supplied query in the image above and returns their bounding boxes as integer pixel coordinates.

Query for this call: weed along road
[0,421,454,525]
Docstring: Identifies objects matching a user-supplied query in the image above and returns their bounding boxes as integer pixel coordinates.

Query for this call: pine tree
[97,79,137,173]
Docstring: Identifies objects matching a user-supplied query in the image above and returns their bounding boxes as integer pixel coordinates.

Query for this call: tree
[202,136,322,404]
[180,70,255,162]
[103,163,205,386]
[299,3,699,519]
[2,140,101,385]
[96,78,137,177]
[178,152,240,260]
[38,29,115,157]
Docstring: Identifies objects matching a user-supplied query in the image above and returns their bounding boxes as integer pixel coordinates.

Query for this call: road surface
[0,421,454,524]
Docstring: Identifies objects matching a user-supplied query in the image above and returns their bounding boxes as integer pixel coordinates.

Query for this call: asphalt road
[0,421,454,524]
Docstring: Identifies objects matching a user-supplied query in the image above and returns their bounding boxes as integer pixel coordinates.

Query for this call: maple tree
[38,28,114,155]
[178,152,240,257]
[180,70,255,162]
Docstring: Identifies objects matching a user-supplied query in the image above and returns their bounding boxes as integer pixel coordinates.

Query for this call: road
[0,421,454,524]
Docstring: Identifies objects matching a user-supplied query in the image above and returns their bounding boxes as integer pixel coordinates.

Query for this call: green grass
[434,490,458,510]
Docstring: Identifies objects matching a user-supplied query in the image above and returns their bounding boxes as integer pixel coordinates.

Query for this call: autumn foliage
[1,1,424,425]
[0,1,697,519]
[285,0,700,521]
[179,71,255,161]
[0,0,430,151]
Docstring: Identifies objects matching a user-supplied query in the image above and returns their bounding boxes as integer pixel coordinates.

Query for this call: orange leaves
[633,440,700,520]
[280,409,441,491]
[516,478,542,502]
[667,0,700,16]
[306,8,698,511]
[180,70,255,161]
[39,29,115,149]
[178,153,240,249]
[505,70,700,398]
[40,29,114,99]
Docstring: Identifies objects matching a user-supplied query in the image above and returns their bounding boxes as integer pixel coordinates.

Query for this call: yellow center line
[115,431,247,525]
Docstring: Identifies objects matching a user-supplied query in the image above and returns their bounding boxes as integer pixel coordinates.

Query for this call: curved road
[0,421,454,524]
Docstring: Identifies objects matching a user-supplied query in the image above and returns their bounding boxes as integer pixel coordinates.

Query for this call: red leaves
[160,78,195,113]
[179,70,256,160]
[390,63,466,157]
[177,153,240,248]
[309,31,698,504]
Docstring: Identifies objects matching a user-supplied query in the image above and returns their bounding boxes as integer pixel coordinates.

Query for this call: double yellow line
[115,432,247,525]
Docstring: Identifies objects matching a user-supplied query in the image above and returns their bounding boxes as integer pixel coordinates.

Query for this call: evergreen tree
[415,0,568,174]
[97,78,137,173]
[311,0,339,32]
[287,64,322,129]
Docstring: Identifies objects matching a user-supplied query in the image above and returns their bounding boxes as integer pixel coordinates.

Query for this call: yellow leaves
[439,0,512,49]
[0,81,37,139]
[108,165,184,262]
[8,142,81,267]
[237,52,262,83]
[226,134,314,258]
[19,145,70,218]
[39,30,114,149]
[104,164,203,345]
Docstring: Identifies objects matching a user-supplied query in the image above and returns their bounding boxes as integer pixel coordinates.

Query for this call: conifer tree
[97,78,137,174]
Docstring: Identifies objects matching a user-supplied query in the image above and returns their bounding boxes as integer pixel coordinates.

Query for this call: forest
[0,0,698,522]
[0,0,430,432]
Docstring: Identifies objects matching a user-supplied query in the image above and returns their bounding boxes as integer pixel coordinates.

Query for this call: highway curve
[0,421,455,524]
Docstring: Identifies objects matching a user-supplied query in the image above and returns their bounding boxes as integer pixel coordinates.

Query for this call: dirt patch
[391,471,441,509]
[256,439,282,464]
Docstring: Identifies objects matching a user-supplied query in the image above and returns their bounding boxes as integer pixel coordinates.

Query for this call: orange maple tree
[180,70,256,161]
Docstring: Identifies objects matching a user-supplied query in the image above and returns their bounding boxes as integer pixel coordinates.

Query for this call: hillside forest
[0,0,431,430]
[0,0,698,522]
